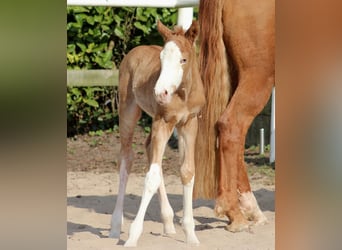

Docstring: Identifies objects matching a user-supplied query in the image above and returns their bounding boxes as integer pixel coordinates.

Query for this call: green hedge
[67,6,181,136]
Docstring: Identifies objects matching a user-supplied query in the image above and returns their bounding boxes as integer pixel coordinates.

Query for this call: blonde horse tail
[194,0,231,199]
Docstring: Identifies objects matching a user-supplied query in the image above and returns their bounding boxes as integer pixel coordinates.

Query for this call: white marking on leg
[110,159,128,238]
[182,176,200,245]
[158,177,176,234]
[125,163,162,247]
[239,191,268,225]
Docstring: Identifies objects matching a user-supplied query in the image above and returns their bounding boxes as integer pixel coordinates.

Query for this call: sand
[67,171,274,250]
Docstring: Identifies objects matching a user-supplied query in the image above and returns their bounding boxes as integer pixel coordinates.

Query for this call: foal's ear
[157,20,172,41]
[185,20,199,45]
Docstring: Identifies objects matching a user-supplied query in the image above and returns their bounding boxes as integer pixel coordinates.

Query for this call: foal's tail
[194,0,231,199]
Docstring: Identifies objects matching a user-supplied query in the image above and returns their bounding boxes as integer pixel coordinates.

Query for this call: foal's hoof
[186,235,200,246]
[164,224,176,235]
[108,229,120,239]
[124,239,138,247]
[226,220,251,233]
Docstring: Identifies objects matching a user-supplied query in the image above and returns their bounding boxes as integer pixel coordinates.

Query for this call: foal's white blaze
[154,41,184,104]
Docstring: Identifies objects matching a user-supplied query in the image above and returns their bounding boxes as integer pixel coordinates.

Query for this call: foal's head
[154,20,199,104]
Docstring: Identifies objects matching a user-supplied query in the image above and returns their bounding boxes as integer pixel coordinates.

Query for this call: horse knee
[216,117,245,146]
[180,166,194,185]
[145,163,162,193]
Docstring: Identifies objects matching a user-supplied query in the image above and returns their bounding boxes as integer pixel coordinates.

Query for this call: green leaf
[70,6,90,13]
[71,88,81,96]
[86,16,95,25]
[134,21,149,34]
[86,43,95,53]
[94,15,103,23]
[136,8,148,22]
[94,6,106,14]
[76,43,87,52]
[114,27,125,40]
[84,99,99,108]
[113,14,122,24]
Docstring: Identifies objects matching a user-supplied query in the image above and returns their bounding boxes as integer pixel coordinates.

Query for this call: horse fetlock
[110,220,122,238]
[186,233,200,246]
[161,208,176,234]
[239,191,267,224]
[109,227,120,239]
[214,196,229,218]
[226,219,251,233]
[110,211,123,238]
[182,219,199,245]
[184,230,200,245]
[164,222,176,235]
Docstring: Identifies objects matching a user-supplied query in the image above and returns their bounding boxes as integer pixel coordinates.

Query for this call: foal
[109,20,205,247]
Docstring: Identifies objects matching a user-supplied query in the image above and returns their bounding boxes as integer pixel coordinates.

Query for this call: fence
[67,0,197,87]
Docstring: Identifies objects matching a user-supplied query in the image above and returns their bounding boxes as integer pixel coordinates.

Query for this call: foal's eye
[180,58,187,64]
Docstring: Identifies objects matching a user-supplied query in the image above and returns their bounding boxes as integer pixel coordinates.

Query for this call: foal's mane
[171,26,185,36]
[166,25,198,48]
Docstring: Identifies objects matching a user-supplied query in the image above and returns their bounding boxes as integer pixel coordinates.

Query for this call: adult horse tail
[194,0,231,199]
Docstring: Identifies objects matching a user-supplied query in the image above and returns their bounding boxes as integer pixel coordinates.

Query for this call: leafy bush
[67,6,178,69]
[67,6,180,136]
[67,86,118,136]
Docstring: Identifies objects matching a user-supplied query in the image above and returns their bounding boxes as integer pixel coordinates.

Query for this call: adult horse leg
[109,100,142,238]
[125,117,175,247]
[238,164,268,225]
[177,117,200,245]
[145,133,176,235]
[215,71,273,232]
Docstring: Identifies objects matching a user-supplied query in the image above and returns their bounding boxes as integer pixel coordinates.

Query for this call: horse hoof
[253,213,268,226]
[186,234,200,246]
[164,224,176,235]
[226,220,251,232]
[108,230,120,239]
[124,239,137,247]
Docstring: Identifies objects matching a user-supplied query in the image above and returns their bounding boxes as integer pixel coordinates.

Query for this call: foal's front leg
[146,133,176,235]
[177,117,200,245]
[124,118,175,247]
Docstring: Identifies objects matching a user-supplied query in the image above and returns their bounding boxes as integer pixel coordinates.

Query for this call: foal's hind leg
[177,117,200,245]
[146,133,176,235]
[125,118,175,247]
[215,71,273,232]
[109,101,141,238]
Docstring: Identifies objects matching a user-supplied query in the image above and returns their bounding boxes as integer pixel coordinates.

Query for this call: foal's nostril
[164,90,168,96]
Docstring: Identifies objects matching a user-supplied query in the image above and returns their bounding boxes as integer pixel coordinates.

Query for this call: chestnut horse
[109,20,205,246]
[194,0,275,232]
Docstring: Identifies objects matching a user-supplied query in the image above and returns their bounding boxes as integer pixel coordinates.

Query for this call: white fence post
[270,87,275,163]
[260,128,265,155]
[177,7,193,30]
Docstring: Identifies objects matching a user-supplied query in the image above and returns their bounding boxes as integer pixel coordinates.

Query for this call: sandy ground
[67,131,275,249]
